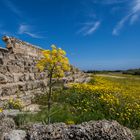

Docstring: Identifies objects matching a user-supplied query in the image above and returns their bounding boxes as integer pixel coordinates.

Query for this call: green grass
[15,102,105,127]
[132,129,140,140]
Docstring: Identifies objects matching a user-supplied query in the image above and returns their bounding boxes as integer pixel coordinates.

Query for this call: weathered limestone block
[0,47,8,55]
[0,73,7,84]
[5,73,14,83]
[19,74,25,82]
[0,51,3,59]
[0,51,4,64]
[3,130,27,140]
[0,58,3,65]
[29,73,35,80]
[8,54,15,60]
[1,85,18,96]
[13,73,24,82]
[24,73,30,81]
[7,65,20,73]
[26,82,33,90]
[24,66,32,73]
[15,54,25,62]
[1,57,9,65]
[18,83,27,91]
[0,65,8,74]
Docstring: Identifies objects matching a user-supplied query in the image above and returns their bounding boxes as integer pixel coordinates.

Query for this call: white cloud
[18,24,43,38]
[78,21,101,36]
[3,0,22,17]
[85,22,100,35]
[130,14,139,24]
[23,32,43,38]
[112,15,130,35]
[132,0,140,13]
[113,0,140,35]
[18,24,29,34]
[130,0,140,24]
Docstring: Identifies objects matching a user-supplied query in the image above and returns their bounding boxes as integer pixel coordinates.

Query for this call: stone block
[0,65,8,74]
[18,83,27,91]
[0,74,7,84]
[1,85,18,96]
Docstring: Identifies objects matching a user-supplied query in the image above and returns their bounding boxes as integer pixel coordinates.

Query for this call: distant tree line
[85,68,140,75]
[122,68,140,75]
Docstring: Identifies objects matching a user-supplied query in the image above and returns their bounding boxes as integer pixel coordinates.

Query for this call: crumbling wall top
[0,47,8,52]
[2,36,43,57]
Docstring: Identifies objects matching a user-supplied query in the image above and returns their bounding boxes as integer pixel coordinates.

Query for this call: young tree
[37,45,70,124]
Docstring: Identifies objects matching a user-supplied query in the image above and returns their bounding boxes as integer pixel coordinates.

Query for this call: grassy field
[94,74,140,139]
[95,73,140,98]
[15,73,140,139]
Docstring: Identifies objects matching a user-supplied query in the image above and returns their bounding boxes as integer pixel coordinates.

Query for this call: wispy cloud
[78,21,101,36]
[113,0,140,35]
[130,0,140,23]
[112,15,130,35]
[18,24,44,38]
[3,0,22,17]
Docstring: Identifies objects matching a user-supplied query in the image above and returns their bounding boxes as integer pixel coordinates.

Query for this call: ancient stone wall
[0,36,48,107]
[0,36,89,107]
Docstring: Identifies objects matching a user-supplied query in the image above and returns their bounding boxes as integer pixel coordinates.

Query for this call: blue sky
[0,0,140,70]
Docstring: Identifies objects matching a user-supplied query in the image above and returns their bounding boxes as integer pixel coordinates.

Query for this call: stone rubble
[0,117,134,140]
[0,117,16,139]
[26,120,134,140]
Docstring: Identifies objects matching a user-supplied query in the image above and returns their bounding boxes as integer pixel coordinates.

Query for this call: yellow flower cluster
[0,108,3,113]
[67,76,140,128]
[65,120,75,125]
[37,45,70,78]
[5,98,23,110]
